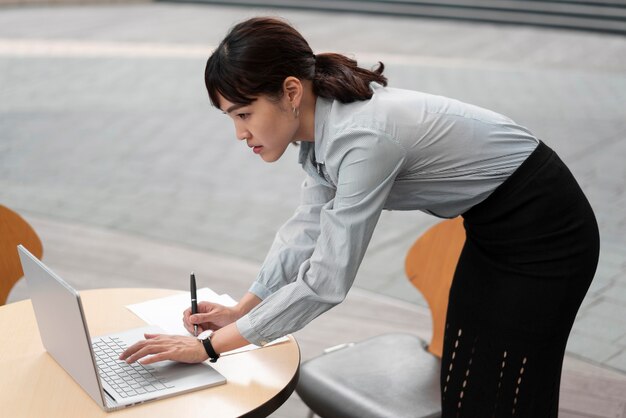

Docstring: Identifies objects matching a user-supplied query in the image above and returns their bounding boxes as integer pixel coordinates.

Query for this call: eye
[237,113,250,120]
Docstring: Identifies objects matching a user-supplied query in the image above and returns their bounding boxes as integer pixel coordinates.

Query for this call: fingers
[119,342,141,362]
[183,315,205,335]
[190,324,205,335]
[119,335,206,365]
[119,340,141,361]
[139,351,173,365]
[197,301,217,311]
[183,312,192,332]
[183,305,213,334]
[120,341,158,364]
[183,302,215,317]
[119,334,165,363]
[189,313,214,324]
[184,313,214,334]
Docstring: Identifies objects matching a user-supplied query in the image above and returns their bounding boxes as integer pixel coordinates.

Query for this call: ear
[282,76,303,108]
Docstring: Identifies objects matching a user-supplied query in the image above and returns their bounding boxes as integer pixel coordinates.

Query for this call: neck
[295,80,316,142]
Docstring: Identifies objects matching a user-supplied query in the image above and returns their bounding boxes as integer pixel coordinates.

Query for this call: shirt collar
[298,96,332,166]
[313,97,332,165]
[298,141,312,165]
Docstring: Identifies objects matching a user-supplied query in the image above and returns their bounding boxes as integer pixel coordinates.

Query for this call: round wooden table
[0,288,300,417]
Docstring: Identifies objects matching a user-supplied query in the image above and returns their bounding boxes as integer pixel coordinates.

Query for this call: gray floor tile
[605,350,626,373]
[566,332,624,364]
[572,313,626,343]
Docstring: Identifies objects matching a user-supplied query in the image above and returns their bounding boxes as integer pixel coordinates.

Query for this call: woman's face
[218,93,299,163]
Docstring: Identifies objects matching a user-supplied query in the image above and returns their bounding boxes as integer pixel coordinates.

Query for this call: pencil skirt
[440,141,600,417]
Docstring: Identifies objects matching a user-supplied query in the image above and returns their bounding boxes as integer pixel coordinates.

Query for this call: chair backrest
[0,205,43,305]
[404,217,465,358]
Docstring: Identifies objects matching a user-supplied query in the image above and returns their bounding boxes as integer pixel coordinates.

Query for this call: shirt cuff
[248,280,272,300]
[236,315,271,347]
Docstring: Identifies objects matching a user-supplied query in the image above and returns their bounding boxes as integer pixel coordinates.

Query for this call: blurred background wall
[2,0,623,34]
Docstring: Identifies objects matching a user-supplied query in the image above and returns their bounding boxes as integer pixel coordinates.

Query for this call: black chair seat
[296,333,441,418]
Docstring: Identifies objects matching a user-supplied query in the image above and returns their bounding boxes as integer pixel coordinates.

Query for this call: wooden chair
[0,205,43,305]
[296,217,466,418]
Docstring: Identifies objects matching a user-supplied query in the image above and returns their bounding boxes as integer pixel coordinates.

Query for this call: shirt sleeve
[237,130,406,345]
[247,174,336,300]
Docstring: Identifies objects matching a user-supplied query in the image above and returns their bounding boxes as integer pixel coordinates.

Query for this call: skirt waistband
[463,141,554,222]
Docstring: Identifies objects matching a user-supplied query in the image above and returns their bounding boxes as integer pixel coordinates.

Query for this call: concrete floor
[1,1,626,376]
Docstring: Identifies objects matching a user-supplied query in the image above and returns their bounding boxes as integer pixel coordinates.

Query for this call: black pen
[190,272,198,337]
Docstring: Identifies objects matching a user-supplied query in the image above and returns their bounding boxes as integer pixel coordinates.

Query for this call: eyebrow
[223,103,246,115]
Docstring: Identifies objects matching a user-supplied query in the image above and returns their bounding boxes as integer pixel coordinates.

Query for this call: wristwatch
[197,330,220,363]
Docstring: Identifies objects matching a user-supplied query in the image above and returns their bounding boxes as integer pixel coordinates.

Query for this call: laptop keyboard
[92,336,174,399]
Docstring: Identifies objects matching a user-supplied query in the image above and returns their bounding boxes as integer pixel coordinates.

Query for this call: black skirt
[441,141,600,417]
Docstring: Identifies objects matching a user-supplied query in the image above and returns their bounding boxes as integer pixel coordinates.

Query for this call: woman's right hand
[183,302,242,335]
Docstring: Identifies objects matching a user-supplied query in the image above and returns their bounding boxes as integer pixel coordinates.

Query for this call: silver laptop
[18,245,226,412]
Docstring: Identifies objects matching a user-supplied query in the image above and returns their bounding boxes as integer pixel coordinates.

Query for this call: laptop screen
[18,245,105,408]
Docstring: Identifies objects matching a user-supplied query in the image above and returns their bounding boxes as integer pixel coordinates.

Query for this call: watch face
[197,329,213,340]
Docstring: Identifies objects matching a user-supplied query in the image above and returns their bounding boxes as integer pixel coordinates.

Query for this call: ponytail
[313,53,387,103]
[205,17,387,107]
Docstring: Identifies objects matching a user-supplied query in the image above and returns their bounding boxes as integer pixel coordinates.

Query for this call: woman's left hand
[119,333,209,365]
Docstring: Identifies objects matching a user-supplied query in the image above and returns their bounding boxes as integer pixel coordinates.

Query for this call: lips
[251,145,263,154]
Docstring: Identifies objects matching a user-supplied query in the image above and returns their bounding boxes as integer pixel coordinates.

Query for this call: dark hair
[205,17,387,107]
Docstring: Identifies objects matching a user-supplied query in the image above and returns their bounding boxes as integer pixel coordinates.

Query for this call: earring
[292,106,300,118]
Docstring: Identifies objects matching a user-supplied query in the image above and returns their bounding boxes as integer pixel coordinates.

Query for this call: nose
[235,124,250,142]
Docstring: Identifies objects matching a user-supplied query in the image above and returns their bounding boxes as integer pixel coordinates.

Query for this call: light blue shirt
[236,83,539,346]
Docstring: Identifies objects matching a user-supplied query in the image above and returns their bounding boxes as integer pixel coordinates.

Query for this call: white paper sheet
[126,288,288,356]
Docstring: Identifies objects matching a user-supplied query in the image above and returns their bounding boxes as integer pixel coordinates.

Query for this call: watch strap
[200,335,220,363]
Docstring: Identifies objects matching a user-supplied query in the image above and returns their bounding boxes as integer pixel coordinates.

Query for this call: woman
[120,17,599,417]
